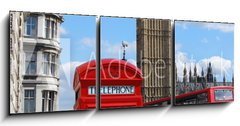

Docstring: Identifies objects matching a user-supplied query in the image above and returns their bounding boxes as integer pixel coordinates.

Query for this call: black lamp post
[122,41,128,60]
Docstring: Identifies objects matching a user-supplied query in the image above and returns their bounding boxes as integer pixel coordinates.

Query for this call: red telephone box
[73,58,143,110]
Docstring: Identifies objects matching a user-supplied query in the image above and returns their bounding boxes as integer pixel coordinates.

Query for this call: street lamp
[122,41,128,60]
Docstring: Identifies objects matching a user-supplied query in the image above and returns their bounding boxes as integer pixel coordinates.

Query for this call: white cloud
[126,41,136,53]
[199,56,232,77]
[59,61,85,110]
[176,21,234,32]
[176,51,233,82]
[60,61,85,86]
[60,26,68,35]
[201,38,208,43]
[102,40,136,59]
[175,43,182,51]
[201,23,234,32]
[80,37,95,47]
[175,51,190,64]
[176,22,188,30]
[175,51,190,80]
[127,59,137,66]
[103,40,121,56]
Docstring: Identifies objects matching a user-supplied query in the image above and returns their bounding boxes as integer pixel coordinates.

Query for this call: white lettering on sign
[88,86,135,95]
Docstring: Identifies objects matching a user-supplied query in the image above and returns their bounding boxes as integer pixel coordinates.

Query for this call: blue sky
[60,15,96,62]
[59,15,96,111]
[100,17,136,63]
[175,21,234,82]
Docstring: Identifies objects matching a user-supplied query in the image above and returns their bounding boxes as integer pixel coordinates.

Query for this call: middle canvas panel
[100,16,173,109]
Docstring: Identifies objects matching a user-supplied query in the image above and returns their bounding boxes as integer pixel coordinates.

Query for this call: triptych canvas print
[9,11,234,114]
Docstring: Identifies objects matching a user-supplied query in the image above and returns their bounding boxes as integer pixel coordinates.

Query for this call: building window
[24,90,35,113]
[45,19,57,39]
[51,54,56,76]
[45,19,50,38]
[25,16,37,36]
[48,91,55,111]
[25,52,37,75]
[43,52,57,76]
[42,91,56,112]
[51,21,55,38]
[43,53,50,75]
[42,91,47,112]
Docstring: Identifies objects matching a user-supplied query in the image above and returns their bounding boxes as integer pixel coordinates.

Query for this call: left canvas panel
[9,11,96,114]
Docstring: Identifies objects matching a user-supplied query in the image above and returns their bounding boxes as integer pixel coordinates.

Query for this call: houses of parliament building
[176,62,234,95]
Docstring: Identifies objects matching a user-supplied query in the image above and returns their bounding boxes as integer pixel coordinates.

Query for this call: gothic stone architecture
[10,12,24,113]
[10,11,63,113]
[136,18,172,103]
[176,62,234,95]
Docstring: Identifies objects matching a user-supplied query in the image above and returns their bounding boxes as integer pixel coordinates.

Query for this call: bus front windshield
[214,89,233,101]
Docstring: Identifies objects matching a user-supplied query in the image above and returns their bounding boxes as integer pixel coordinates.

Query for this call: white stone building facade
[10,11,24,113]
[10,11,63,114]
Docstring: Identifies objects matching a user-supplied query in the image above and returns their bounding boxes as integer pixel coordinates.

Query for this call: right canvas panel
[174,20,234,105]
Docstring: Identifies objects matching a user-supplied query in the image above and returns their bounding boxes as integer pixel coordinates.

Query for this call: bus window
[214,89,233,101]
[184,99,197,105]
[176,96,197,105]
[197,92,208,104]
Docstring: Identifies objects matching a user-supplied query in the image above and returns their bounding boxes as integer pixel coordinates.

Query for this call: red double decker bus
[144,86,234,106]
[175,86,234,105]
